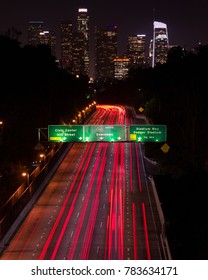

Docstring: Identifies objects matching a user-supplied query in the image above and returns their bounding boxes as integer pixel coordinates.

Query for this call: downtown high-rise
[127,34,146,67]
[59,8,90,76]
[27,21,44,46]
[60,20,73,70]
[75,8,90,76]
[152,21,169,67]
[95,25,118,81]
[27,21,57,57]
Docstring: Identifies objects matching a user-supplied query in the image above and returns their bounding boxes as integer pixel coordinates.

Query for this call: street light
[22,171,32,197]
[39,153,46,165]
[22,172,29,186]
[0,121,3,136]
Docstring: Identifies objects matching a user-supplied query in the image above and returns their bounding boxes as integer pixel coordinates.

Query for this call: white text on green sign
[83,125,126,142]
[48,125,83,142]
[129,125,167,142]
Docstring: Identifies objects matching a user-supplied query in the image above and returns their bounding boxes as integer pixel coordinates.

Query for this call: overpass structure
[48,124,167,143]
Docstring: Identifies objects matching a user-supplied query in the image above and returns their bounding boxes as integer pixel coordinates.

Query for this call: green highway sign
[83,125,126,142]
[48,125,84,142]
[48,125,126,142]
[129,125,167,142]
[48,124,167,143]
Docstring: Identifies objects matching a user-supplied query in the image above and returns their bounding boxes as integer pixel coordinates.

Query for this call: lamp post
[22,172,29,186]
[39,153,46,165]
[22,171,32,197]
[0,121,3,144]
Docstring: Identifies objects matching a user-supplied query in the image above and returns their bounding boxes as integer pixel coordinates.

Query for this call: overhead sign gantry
[48,125,126,142]
[48,125,167,143]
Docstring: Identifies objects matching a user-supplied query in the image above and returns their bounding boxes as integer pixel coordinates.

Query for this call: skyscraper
[28,21,44,46]
[60,20,73,70]
[28,21,57,57]
[76,8,90,76]
[152,21,169,67]
[39,30,56,57]
[127,34,146,68]
[72,32,86,76]
[95,25,118,81]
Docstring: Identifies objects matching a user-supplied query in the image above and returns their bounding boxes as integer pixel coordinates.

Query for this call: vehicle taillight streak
[66,143,106,260]
[39,143,96,260]
[80,144,108,260]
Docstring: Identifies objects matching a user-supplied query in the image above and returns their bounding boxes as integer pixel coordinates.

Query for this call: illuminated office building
[28,21,44,46]
[95,25,118,81]
[152,21,169,67]
[39,30,56,57]
[114,56,130,80]
[127,34,146,67]
[60,20,73,70]
[71,32,86,76]
[76,8,90,76]
[39,31,50,45]
[28,22,57,57]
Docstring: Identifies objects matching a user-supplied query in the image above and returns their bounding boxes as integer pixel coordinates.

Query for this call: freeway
[0,105,167,260]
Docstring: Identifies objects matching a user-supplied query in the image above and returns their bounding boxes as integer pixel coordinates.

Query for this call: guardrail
[148,175,172,260]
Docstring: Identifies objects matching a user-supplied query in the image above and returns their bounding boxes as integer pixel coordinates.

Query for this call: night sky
[1,0,208,55]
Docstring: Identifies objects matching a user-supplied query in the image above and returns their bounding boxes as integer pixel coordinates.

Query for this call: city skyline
[1,0,208,55]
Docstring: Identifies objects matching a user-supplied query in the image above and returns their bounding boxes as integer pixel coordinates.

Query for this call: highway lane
[0,105,164,260]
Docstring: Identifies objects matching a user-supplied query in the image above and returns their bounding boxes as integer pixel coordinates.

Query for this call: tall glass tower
[152,21,169,67]
[76,8,90,76]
